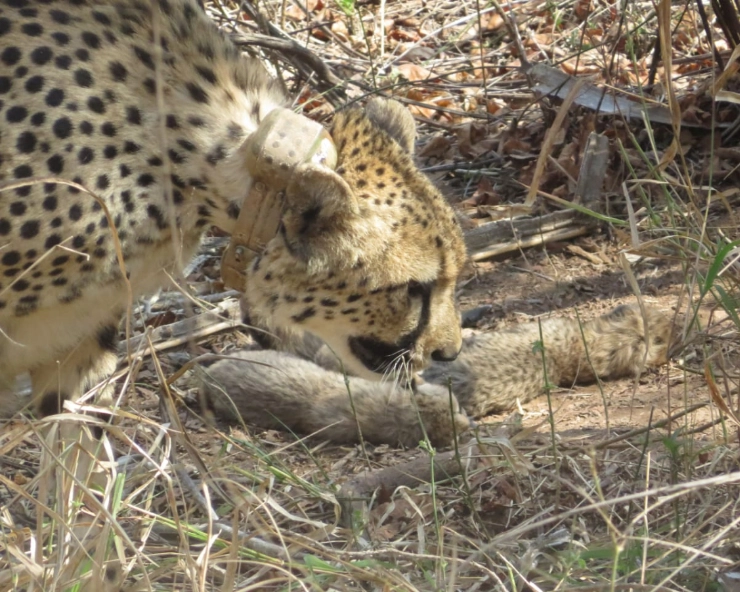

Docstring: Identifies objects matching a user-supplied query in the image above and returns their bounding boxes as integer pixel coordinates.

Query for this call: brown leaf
[705,363,740,427]
[396,62,433,82]
[455,121,489,157]
[331,19,350,42]
[501,137,531,154]
[561,59,601,75]
[574,0,592,21]
[486,98,506,114]
[283,5,305,21]
[389,28,420,42]
[482,12,504,31]
[418,135,452,158]
[471,176,500,207]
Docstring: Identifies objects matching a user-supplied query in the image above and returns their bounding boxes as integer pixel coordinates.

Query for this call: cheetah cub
[200,304,675,447]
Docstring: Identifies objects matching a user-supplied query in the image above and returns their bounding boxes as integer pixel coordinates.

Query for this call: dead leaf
[705,363,740,427]
[396,62,433,82]
[486,98,506,114]
[389,28,419,42]
[574,0,592,21]
[561,59,601,75]
[502,137,531,154]
[418,135,452,159]
[456,121,491,158]
[482,12,504,31]
[331,19,350,42]
[471,176,501,207]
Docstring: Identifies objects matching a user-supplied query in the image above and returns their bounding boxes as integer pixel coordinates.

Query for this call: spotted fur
[0,0,466,415]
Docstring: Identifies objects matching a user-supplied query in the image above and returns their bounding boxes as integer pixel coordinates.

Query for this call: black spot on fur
[52,116,73,139]
[134,46,154,69]
[24,75,43,92]
[177,138,196,152]
[55,55,71,69]
[137,173,155,187]
[74,68,93,87]
[6,105,27,123]
[1,251,20,266]
[19,220,39,239]
[195,65,217,84]
[1,47,21,66]
[101,122,116,136]
[206,144,226,165]
[126,106,141,124]
[109,61,128,81]
[226,202,240,219]
[292,307,316,323]
[12,278,29,292]
[51,31,69,45]
[46,154,64,174]
[96,174,110,190]
[21,22,42,37]
[185,82,209,104]
[50,10,71,25]
[16,131,36,153]
[81,31,101,49]
[147,204,168,229]
[87,96,105,113]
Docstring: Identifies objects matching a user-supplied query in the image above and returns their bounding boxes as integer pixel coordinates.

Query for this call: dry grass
[3,0,740,590]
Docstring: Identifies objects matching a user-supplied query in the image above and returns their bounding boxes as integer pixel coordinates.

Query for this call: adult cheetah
[0,0,466,416]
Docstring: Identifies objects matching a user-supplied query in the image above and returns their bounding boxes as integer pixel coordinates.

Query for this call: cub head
[242,99,466,379]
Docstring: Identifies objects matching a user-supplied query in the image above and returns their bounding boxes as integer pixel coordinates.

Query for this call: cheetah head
[242,99,466,379]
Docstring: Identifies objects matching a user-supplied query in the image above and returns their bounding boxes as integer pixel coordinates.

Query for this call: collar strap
[221,108,337,291]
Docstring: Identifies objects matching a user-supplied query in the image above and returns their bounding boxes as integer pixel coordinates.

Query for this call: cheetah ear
[281,163,361,266]
[365,98,417,154]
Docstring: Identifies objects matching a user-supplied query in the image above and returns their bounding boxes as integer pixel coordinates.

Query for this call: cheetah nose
[431,346,461,362]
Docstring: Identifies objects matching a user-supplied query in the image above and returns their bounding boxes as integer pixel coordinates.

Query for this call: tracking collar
[221,108,337,291]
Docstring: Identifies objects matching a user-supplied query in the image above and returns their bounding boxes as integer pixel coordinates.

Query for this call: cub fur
[422,303,673,418]
[200,351,469,449]
[200,304,674,446]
